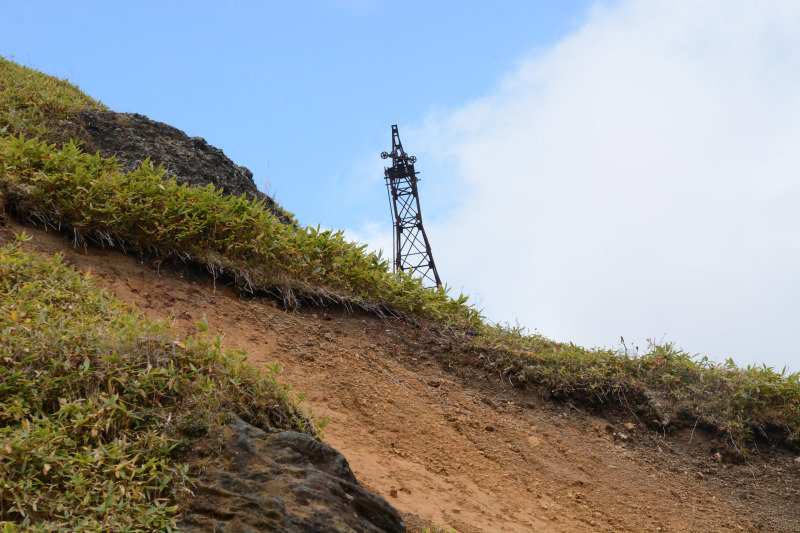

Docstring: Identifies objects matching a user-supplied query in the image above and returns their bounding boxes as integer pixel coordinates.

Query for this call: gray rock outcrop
[75,109,293,224]
[178,416,405,532]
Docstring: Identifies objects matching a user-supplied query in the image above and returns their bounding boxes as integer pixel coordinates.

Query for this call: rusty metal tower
[381,125,442,287]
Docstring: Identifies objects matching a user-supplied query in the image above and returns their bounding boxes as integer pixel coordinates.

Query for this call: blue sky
[3,1,799,373]
[1,0,593,227]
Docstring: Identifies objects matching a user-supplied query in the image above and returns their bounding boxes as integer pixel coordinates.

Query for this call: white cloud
[397,0,800,370]
[343,220,393,260]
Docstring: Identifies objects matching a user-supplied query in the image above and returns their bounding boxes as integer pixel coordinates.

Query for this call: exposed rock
[74,109,293,224]
[642,390,670,428]
[178,415,405,532]
[613,432,630,442]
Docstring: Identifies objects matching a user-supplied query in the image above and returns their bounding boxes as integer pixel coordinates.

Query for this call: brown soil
[9,221,800,533]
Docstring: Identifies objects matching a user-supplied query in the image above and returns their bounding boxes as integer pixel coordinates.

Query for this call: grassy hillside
[0,58,318,531]
[0,57,104,138]
[0,133,479,324]
[466,324,799,455]
[1,57,798,530]
[0,235,314,531]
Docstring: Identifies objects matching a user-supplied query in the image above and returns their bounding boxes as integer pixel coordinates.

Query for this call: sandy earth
[9,221,800,532]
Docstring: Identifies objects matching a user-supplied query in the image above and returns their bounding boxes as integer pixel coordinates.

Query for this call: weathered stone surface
[178,416,405,532]
[76,109,293,224]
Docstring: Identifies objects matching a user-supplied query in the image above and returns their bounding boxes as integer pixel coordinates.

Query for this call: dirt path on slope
[10,223,800,533]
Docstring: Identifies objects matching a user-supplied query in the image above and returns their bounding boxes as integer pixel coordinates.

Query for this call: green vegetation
[0,55,798,531]
[0,57,105,138]
[466,324,800,455]
[0,134,480,324]
[1,57,479,325]
[0,235,312,530]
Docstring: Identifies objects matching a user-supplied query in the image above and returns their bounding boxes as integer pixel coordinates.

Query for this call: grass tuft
[0,57,105,139]
[0,134,482,326]
[462,323,800,456]
[0,235,312,530]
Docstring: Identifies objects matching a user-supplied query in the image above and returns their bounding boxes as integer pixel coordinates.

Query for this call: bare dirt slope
[10,222,800,533]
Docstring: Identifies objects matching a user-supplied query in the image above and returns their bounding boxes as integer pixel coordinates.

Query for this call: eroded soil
[9,222,800,532]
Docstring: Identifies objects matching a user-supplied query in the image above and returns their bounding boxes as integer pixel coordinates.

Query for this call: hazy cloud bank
[353,0,800,371]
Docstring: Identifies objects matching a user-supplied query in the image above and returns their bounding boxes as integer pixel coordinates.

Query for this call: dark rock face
[76,109,292,224]
[178,416,405,533]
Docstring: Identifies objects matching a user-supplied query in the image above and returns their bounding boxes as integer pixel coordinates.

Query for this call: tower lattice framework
[381,125,442,288]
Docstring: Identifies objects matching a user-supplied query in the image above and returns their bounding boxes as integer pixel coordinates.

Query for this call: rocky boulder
[74,109,293,224]
[178,416,405,532]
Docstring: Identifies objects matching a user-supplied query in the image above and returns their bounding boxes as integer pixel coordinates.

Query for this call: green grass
[0,134,481,325]
[0,56,481,323]
[462,323,800,455]
[0,57,105,139]
[0,234,313,531]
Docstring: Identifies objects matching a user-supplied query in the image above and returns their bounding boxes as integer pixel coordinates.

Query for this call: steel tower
[381,125,442,288]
